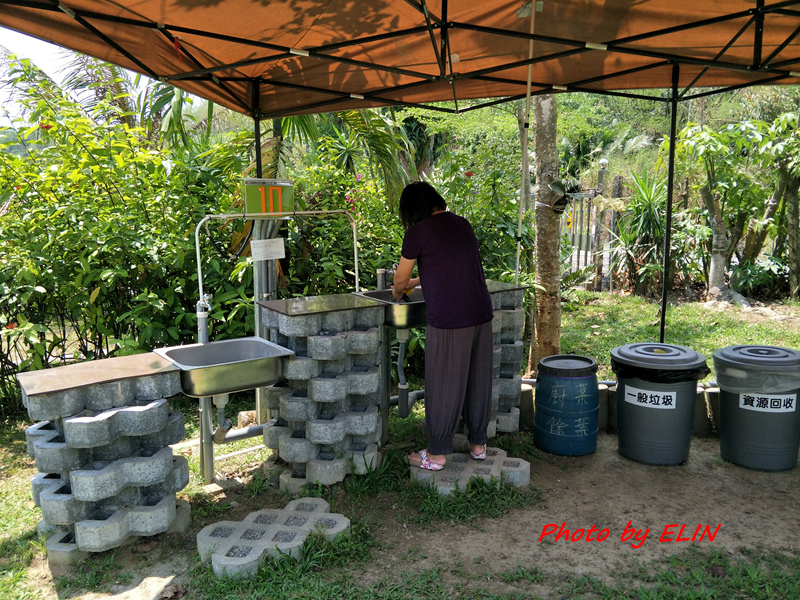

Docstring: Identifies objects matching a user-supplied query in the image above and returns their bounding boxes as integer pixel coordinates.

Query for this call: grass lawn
[1,294,799,599]
[561,293,800,381]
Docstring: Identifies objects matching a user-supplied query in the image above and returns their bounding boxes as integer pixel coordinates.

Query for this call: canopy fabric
[2,1,800,118]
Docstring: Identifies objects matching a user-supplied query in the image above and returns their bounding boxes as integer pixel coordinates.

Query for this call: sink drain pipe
[396,328,409,416]
[210,393,270,444]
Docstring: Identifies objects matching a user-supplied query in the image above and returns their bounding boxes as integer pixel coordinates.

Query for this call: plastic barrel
[534,355,599,456]
[713,345,800,471]
[612,343,709,466]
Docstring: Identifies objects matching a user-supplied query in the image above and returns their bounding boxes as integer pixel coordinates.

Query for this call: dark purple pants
[424,320,493,455]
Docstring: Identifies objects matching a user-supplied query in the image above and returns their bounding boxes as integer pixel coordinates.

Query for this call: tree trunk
[532,95,561,362]
[742,165,787,263]
[787,174,800,299]
[700,184,727,294]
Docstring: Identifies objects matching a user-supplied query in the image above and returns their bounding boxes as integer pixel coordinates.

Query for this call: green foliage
[0,55,254,410]
[730,256,789,298]
[610,169,668,295]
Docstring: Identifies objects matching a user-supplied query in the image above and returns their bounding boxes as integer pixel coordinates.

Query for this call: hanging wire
[204,218,254,260]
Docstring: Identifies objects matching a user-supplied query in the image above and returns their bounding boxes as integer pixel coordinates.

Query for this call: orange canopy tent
[1,1,799,118]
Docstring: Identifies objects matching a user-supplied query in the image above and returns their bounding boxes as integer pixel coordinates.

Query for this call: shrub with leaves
[0,55,252,413]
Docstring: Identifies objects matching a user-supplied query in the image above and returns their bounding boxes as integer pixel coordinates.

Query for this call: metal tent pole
[515,2,537,285]
[659,64,680,344]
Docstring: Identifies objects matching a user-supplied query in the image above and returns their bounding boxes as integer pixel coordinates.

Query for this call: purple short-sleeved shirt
[401,211,493,329]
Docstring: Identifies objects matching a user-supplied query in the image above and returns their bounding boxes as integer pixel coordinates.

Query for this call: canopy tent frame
[4,1,800,119]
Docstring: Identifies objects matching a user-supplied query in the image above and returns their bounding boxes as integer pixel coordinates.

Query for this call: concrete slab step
[409,447,530,495]
[197,498,350,579]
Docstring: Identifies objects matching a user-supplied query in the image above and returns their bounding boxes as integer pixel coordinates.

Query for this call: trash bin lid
[538,354,598,377]
[713,345,800,372]
[611,343,707,370]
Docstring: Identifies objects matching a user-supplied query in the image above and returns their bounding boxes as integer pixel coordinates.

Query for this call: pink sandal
[409,449,445,471]
[470,444,487,460]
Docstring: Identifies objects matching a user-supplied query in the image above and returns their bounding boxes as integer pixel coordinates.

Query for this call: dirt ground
[27,430,800,600]
[361,433,800,591]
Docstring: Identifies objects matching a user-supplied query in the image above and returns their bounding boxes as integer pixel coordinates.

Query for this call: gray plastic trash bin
[611,343,709,465]
[713,345,800,471]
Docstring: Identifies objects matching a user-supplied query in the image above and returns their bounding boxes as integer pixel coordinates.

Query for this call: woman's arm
[392,256,418,299]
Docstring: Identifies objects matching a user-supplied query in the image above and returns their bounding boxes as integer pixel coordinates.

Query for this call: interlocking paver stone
[409,447,530,495]
[63,398,170,448]
[197,498,350,579]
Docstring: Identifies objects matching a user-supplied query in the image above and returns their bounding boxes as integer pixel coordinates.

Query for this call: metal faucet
[198,293,212,311]
[196,293,212,344]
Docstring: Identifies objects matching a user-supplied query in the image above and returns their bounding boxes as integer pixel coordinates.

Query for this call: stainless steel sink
[153,337,294,397]
[351,288,427,328]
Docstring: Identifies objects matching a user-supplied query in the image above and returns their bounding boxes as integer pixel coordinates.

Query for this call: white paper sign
[250,238,285,261]
[623,385,676,410]
[739,393,796,413]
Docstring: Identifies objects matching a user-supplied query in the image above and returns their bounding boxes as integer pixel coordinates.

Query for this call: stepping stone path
[409,447,530,495]
[196,498,350,579]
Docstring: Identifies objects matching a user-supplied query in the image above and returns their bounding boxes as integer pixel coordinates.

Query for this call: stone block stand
[17,353,189,567]
[260,299,385,494]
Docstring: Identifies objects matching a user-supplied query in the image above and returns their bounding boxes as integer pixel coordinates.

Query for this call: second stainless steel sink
[154,337,294,397]
[351,288,427,328]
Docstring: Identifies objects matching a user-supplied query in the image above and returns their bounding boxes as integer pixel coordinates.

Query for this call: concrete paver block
[283,355,322,381]
[32,472,63,507]
[353,350,382,368]
[321,310,354,333]
[346,366,379,395]
[23,386,82,424]
[24,371,180,422]
[499,308,525,342]
[306,454,348,485]
[496,407,521,432]
[26,420,59,458]
[131,372,182,401]
[500,341,524,365]
[499,359,522,379]
[279,470,308,496]
[498,289,524,309]
[318,355,354,375]
[33,434,91,474]
[410,447,530,495]
[139,410,185,450]
[308,373,348,403]
[279,390,319,421]
[264,422,291,450]
[196,498,350,579]
[278,432,318,463]
[307,414,346,445]
[308,332,349,361]
[74,494,178,552]
[278,313,321,337]
[347,327,380,355]
[69,447,176,501]
[43,525,91,567]
[347,443,379,475]
[344,405,379,436]
[64,398,170,448]
[353,306,384,329]
[498,374,522,398]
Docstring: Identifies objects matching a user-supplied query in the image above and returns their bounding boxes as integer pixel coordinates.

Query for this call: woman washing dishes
[392,181,494,471]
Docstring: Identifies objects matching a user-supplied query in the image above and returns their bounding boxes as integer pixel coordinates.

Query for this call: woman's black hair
[398,181,447,229]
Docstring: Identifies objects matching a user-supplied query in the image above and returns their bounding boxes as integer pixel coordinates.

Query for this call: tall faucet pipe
[194,210,361,310]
